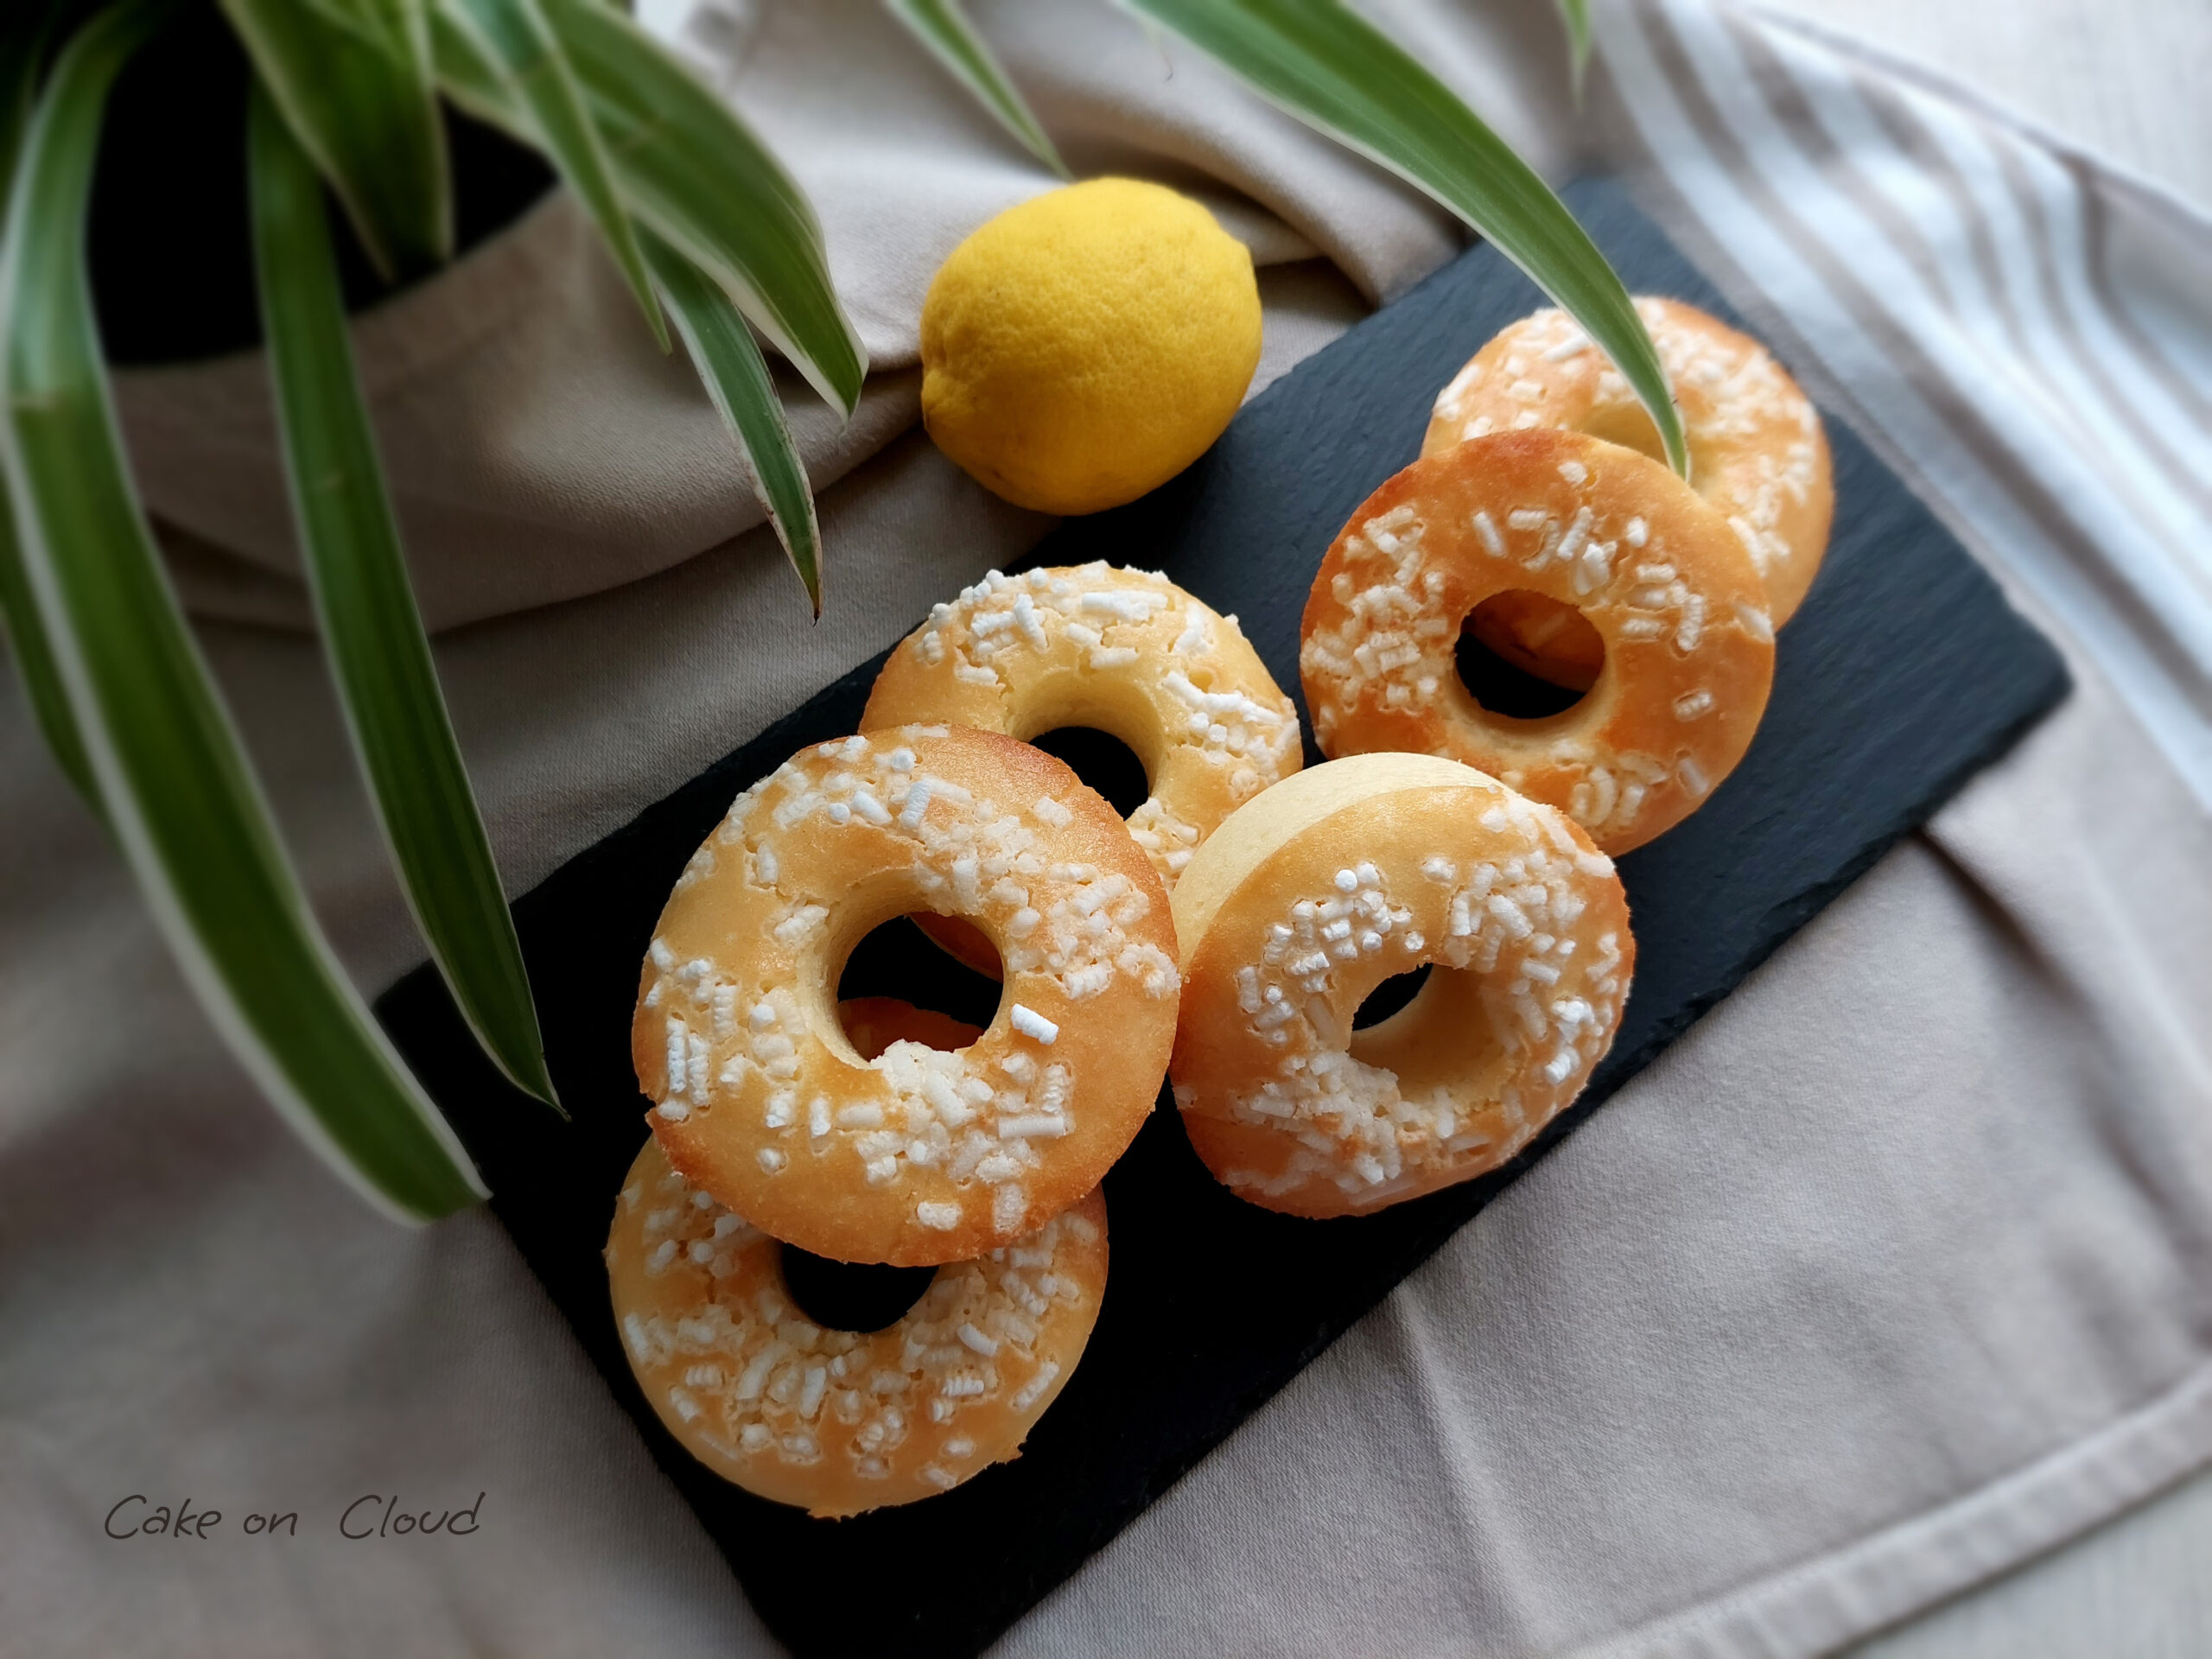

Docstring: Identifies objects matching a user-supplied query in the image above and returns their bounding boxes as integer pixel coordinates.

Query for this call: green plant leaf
[885,0,1071,181]
[434,0,666,349]
[0,0,486,1223]
[0,497,88,805]
[247,79,562,1114]
[0,4,101,810]
[1122,0,1686,476]
[645,231,823,614]
[1556,0,1591,100]
[435,0,866,415]
[295,0,421,63]
[218,0,451,276]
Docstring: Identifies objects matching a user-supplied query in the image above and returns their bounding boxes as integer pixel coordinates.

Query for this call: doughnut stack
[609,569,1290,1516]
[608,297,1829,1516]
[1302,297,1829,854]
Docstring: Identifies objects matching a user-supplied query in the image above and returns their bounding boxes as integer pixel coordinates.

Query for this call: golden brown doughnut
[1300,429,1775,855]
[607,1134,1106,1517]
[1425,296,1834,626]
[862,563,1301,894]
[632,724,1177,1267]
[1170,753,1633,1217]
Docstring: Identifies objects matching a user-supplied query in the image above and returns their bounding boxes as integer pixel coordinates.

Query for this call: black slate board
[378,179,2068,1657]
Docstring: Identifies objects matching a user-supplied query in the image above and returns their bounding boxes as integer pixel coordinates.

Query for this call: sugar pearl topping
[610,1141,1103,1513]
[897,563,1300,887]
[1199,780,1624,1205]
[1300,477,1751,844]
[1299,431,1774,852]
[1300,503,1460,734]
[643,729,1175,1243]
[1431,299,1824,586]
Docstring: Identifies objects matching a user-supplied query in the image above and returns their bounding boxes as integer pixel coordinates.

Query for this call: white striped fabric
[1592,0,2212,807]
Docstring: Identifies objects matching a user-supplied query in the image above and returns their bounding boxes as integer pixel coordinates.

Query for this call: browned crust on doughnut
[1300,429,1776,855]
[632,725,1177,1266]
[607,1135,1107,1517]
[1424,296,1834,626]
[1169,754,1633,1218]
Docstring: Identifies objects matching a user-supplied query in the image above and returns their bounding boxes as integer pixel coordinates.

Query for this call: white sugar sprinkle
[898,777,934,830]
[1011,1362,1061,1412]
[1079,590,1163,621]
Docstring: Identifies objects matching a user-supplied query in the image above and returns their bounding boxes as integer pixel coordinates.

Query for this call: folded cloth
[1,2,2206,1656]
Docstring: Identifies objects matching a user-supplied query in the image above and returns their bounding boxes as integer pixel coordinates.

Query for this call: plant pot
[88,1,555,366]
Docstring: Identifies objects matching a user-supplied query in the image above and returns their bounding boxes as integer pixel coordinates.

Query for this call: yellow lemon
[919,178,1263,516]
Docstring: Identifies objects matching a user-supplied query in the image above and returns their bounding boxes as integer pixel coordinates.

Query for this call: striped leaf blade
[886,0,1071,180]
[435,0,865,416]
[1123,0,1686,475]
[247,80,561,1113]
[435,0,667,349]
[0,0,486,1223]
[0,4,100,810]
[543,0,864,412]
[218,0,451,276]
[645,232,823,613]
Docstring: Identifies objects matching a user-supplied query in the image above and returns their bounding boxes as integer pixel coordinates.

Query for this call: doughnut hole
[1026,727,1151,817]
[1456,591,1604,715]
[1579,397,1668,465]
[834,913,1003,1050]
[1009,668,1166,820]
[1352,963,1431,1029]
[779,1243,936,1332]
[916,719,1148,976]
[909,677,1167,979]
[1340,958,1510,1106]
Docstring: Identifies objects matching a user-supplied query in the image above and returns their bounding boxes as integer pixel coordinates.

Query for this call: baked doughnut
[862,563,1301,895]
[607,1134,1106,1517]
[1300,429,1775,855]
[1426,296,1833,629]
[633,723,1177,1267]
[1169,753,1632,1217]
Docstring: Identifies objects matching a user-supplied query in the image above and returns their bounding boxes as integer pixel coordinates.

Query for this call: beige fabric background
[2,2,2208,1655]
[1681,6,2212,1652]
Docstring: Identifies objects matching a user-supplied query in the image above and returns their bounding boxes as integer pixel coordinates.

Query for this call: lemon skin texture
[919,178,1264,517]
